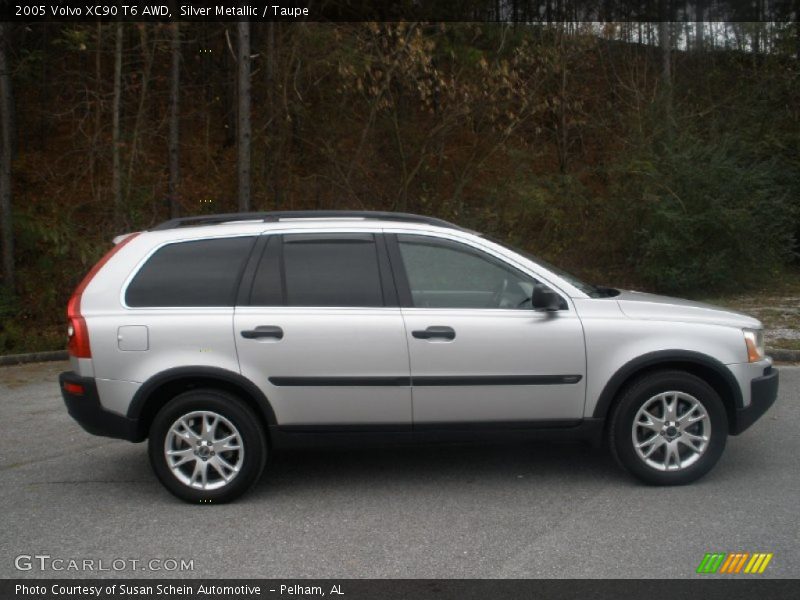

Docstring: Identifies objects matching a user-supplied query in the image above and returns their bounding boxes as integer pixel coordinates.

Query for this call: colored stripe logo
[697,552,773,574]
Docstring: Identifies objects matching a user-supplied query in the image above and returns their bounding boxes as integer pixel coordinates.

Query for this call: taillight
[66,233,140,359]
[67,293,91,358]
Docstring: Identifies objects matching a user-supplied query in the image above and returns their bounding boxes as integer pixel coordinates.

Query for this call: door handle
[412,326,456,340]
[241,326,284,340]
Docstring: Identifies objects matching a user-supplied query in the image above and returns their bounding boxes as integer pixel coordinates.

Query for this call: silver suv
[59,211,779,502]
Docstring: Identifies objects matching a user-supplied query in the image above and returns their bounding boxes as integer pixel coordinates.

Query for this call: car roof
[150,211,470,233]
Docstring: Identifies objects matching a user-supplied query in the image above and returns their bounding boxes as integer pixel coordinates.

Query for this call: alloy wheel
[164,410,245,490]
[631,391,711,472]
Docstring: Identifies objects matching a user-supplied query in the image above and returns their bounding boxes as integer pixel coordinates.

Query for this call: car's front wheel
[148,389,267,503]
[610,370,728,485]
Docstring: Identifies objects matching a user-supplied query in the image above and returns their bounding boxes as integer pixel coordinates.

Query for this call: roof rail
[150,210,466,232]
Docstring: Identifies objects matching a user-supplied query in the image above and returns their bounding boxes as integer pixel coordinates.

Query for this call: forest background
[0,15,798,353]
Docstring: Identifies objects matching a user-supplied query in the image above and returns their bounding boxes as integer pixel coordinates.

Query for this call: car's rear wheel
[148,389,267,503]
[610,370,728,485]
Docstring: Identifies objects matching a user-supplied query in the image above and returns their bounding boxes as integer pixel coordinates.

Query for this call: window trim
[385,232,568,311]
[236,234,271,306]
[385,233,413,307]
[120,233,258,310]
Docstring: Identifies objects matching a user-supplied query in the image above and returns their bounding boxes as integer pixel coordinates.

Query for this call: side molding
[268,375,582,387]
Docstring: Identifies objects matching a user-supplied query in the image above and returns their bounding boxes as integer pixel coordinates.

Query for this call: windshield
[482,236,606,298]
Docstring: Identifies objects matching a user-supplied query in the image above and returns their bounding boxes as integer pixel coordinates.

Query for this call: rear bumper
[59,371,143,442]
[730,366,779,435]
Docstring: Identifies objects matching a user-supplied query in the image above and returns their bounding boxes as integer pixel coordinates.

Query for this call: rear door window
[125,237,255,307]
[249,233,385,307]
[283,234,384,307]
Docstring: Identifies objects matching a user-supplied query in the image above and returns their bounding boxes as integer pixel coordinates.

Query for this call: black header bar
[2,0,798,23]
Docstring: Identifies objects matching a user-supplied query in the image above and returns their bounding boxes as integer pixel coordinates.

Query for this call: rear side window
[126,237,255,307]
[251,234,384,307]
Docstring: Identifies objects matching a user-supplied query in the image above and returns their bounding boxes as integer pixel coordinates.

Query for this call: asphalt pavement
[1,361,797,579]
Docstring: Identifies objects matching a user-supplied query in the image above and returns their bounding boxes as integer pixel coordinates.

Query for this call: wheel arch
[128,366,277,441]
[593,350,742,434]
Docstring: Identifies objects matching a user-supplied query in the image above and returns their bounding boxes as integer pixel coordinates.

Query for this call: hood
[615,290,762,329]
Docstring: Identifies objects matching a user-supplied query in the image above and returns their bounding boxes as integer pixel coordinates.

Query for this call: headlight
[743,329,765,363]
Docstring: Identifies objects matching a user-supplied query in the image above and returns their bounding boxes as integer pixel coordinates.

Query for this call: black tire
[148,389,267,503]
[610,370,728,485]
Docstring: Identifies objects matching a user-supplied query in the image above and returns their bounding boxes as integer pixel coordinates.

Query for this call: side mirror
[531,283,562,312]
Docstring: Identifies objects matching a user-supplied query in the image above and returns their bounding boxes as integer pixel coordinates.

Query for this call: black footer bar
[3,579,799,600]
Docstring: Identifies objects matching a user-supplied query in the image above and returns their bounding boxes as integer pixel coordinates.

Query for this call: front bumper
[59,371,143,442]
[730,366,779,435]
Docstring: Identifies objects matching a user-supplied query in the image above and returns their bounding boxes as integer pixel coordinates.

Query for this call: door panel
[403,309,586,422]
[391,233,586,423]
[235,308,411,425]
[235,232,410,426]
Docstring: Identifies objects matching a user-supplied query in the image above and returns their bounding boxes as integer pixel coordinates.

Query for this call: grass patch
[771,338,800,351]
[702,270,800,343]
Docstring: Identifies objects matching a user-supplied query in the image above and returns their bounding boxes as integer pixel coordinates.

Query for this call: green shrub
[613,131,797,294]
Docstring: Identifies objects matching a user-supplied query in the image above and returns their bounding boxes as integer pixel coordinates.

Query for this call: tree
[265,21,279,208]
[695,0,705,52]
[237,21,251,212]
[168,23,181,218]
[125,25,155,204]
[658,22,670,86]
[92,23,103,204]
[0,23,14,293]
[112,23,123,228]
[657,9,673,139]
